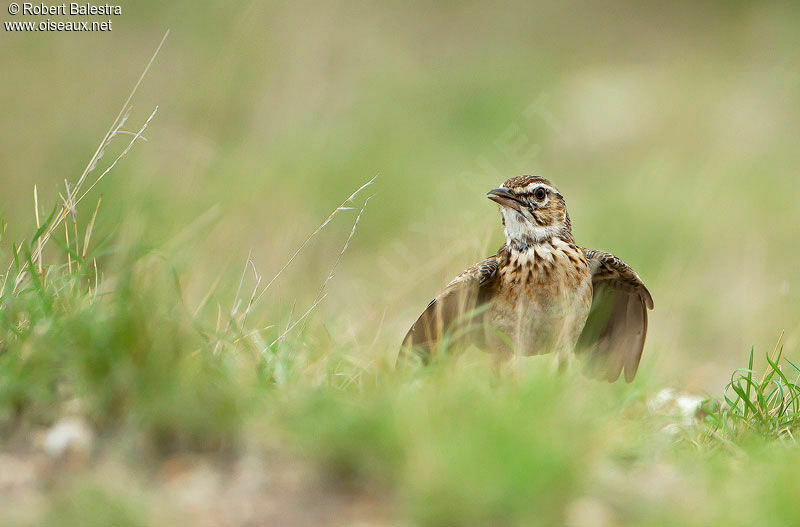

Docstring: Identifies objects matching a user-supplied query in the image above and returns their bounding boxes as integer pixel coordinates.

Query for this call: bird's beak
[487,188,524,212]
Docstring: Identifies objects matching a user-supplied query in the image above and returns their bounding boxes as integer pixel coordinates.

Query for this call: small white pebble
[676,395,703,419]
[44,417,93,458]
[648,388,676,413]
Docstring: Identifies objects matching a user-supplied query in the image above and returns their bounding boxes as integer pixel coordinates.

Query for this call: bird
[401,175,654,382]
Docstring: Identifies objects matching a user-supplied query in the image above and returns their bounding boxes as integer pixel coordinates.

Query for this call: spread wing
[400,255,499,364]
[577,249,654,382]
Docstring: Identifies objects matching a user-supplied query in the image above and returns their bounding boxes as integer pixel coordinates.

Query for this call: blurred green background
[2,0,799,392]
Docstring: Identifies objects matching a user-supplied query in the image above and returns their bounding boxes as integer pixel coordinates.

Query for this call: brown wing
[399,255,499,364]
[577,249,654,383]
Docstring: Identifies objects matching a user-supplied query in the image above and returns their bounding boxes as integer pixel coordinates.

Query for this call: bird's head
[487,175,572,248]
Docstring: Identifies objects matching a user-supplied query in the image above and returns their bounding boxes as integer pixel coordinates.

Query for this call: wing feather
[400,255,499,364]
[578,249,653,382]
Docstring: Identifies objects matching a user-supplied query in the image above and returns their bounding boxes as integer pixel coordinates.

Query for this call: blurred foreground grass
[3,0,800,525]
[2,158,799,524]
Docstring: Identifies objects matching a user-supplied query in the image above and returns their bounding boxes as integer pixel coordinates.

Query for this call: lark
[401,175,654,382]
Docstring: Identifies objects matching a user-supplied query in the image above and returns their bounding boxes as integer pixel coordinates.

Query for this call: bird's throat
[501,207,567,248]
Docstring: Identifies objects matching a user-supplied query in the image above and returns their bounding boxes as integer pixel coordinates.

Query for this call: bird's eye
[534,187,547,200]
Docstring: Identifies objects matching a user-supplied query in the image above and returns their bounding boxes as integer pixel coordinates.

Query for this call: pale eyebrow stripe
[519,184,556,194]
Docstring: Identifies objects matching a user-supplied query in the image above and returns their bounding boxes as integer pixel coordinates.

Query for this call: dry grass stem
[33,185,42,274]
[5,31,169,294]
[215,176,376,353]
[81,197,103,260]
[251,175,377,307]
[271,192,373,348]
